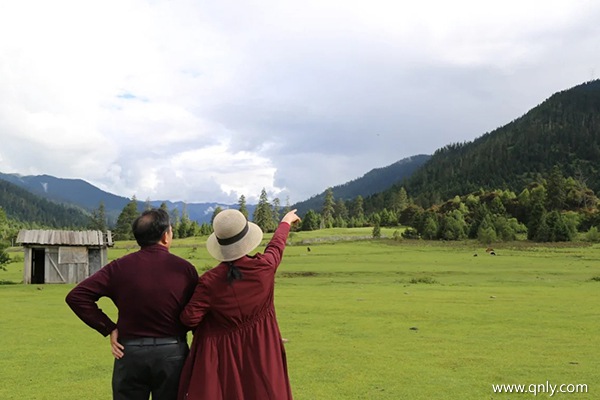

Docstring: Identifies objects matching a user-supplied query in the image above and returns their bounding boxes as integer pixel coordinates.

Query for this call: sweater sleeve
[65,263,118,337]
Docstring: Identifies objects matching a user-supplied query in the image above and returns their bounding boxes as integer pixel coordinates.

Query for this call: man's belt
[120,336,183,346]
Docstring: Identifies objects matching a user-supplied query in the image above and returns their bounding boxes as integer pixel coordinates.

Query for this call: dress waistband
[120,336,184,346]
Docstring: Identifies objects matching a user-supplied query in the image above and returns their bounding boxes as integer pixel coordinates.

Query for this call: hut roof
[16,230,113,247]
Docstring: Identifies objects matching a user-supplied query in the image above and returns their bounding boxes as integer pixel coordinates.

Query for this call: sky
[1,0,599,205]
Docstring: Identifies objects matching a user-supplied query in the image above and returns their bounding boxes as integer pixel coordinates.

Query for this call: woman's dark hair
[226,262,243,284]
[132,208,171,247]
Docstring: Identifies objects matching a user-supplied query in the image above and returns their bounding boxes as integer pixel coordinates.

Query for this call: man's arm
[65,265,118,337]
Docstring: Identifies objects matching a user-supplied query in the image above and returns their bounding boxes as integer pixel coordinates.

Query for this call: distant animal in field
[307,247,311,252]
[486,247,496,255]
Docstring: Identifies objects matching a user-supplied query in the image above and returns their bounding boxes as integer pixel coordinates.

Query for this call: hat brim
[206,221,264,262]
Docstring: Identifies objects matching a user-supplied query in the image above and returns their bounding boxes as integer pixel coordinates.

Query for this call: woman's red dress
[178,222,293,400]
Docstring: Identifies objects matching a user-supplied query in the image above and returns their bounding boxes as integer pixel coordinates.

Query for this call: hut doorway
[32,249,45,284]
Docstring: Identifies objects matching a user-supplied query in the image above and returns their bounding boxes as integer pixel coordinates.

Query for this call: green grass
[1,233,599,399]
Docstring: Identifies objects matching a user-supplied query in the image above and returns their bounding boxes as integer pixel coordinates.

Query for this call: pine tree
[211,206,223,224]
[89,202,107,231]
[300,210,320,231]
[533,213,551,242]
[115,196,139,240]
[170,208,180,238]
[238,195,249,219]
[477,213,497,244]
[0,242,9,271]
[200,223,213,236]
[391,187,409,213]
[422,215,439,240]
[321,188,335,229]
[333,199,349,227]
[0,207,10,241]
[187,221,200,237]
[178,204,191,238]
[350,195,365,226]
[545,165,566,210]
[0,207,10,270]
[272,197,281,225]
[527,201,546,241]
[253,189,276,232]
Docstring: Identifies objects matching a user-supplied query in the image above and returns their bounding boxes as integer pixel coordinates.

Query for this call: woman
[178,208,301,400]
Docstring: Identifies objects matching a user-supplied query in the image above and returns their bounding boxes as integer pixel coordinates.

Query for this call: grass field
[1,230,599,399]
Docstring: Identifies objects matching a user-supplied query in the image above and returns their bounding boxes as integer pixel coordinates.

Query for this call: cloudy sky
[1,0,598,205]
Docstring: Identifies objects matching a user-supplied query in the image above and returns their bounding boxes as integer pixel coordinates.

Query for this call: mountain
[0,173,135,225]
[291,154,431,215]
[0,179,90,228]
[0,172,131,211]
[385,79,600,207]
[0,172,252,225]
[146,200,256,225]
[1,153,428,226]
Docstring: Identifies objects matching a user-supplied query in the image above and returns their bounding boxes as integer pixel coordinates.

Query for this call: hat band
[217,222,249,246]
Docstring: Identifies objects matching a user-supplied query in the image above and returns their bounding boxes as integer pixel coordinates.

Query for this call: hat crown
[206,209,263,262]
[214,209,247,240]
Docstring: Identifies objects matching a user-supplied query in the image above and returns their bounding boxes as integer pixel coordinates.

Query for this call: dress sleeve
[261,222,291,271]
[65,263,118,337]
[180,276,211,328]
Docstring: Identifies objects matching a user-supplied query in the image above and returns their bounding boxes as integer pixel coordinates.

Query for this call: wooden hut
[16,230,114,284]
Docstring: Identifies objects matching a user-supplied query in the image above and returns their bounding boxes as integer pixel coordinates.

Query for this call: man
[66,208,199,400]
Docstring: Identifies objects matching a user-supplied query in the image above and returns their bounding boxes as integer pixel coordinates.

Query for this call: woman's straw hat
[206,209,264,262]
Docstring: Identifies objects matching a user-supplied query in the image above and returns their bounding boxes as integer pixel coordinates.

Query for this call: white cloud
[1,0,599,204]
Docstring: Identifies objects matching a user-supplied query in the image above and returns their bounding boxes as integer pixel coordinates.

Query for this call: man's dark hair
[132,208,171,247]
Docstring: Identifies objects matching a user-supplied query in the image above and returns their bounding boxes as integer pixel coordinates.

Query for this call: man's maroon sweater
[66,244,198,338]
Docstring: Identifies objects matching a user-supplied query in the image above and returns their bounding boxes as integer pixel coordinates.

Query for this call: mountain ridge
[384,79,600,207]
[0,154,431,225]
[0,172,242,225]
[291,154,431,215]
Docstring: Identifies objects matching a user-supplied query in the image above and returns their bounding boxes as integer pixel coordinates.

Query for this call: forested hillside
[292,80,600,243]
[292,154,430,215]
[401,80,600,206]
[0,180,90,228]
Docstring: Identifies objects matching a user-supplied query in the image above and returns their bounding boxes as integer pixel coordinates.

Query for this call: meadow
[1,228,599,399]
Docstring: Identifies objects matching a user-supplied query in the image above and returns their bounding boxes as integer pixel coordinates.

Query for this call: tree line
[5,163,599,253]
[103,189,293,241]
[296,165,600,243]
[93,165,600,244]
